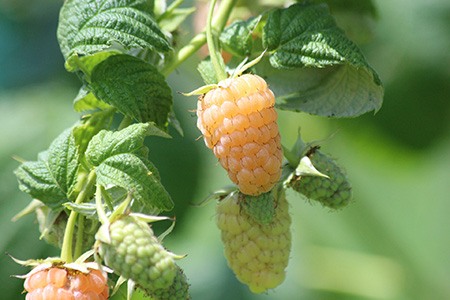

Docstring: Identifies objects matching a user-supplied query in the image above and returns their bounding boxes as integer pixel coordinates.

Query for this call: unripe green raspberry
[145,265,190,300]
[36,207,98,252]
[216,191,291,293]
[290,151,352,208]
[97,215,177,291]
[197,74,283,196]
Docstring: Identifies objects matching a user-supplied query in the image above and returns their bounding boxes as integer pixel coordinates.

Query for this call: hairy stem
[73,214,85,260]
[60,170,97,262]
[207,0,227,81]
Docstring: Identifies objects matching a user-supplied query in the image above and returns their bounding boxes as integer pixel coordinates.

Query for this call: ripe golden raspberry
[23,265,109,300]
[197,74,283,196]
[216,191,291,293]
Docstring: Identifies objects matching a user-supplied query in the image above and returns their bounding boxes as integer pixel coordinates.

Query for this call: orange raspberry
[197,74,282,195]
[23,265,109,300]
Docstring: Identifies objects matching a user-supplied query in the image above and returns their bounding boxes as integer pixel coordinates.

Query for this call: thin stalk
[206,0,227,81]
[95,184,110,225]
[73,214,85,260]
[160,0,237,77]
[60,170,97,262]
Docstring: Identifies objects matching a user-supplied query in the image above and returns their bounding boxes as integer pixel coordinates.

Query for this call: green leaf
[220,16,261,57]
[95,153,173,213]
[15,160,66,208]
[89,54,173,127]
[261,3,383,117]
[197,58,217,85]
[57,0,170,60]
[14,129,79,208]
[308,0,378,44]
[65,51,121,75]
[158,7,196,33]
[256,60,383,117]
[86,123,169,167]
[72,110,115,157]
[73,85,111,113]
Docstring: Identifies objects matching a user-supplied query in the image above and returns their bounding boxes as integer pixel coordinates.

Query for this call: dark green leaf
[14,129,79,208]
[89,54,173,126]
[15,160,67,208]
[96,153,173,213]
[86,123,169,167]
[261,3,383,117]
[57,0,170,60]
[47,129,79,198]
[308,0,378,44]
[220,16,261,57]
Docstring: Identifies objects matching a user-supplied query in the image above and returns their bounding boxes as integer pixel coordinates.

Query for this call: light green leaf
[14,129,79,208]
[89,54,173,127]
[73,85,111,113]
[57,0,170,60]
[197,58,217,85]
[256,60,383,117]
[95,153,173,213]
[86,123,169,167]
[72,110,115,156]
[159,7,196,33]
[220,16,261,57]
[65,51,120,75]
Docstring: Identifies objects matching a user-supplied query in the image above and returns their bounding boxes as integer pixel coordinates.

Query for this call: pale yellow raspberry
[216,191,291,293]
[197,74,282,195]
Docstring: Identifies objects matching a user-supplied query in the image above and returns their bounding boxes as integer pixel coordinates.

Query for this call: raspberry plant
[11,0,383,298]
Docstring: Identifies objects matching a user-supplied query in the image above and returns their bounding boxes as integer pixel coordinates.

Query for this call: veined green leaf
[73,85,111,113]
[256,59,383,117]
[95,153,173,213]
[14,129,79,208]
[261,2,383,117]
[86,123,169,167]
[65,51,120,75]
[57,0,170,60]
[307,0,378,44]
[220,16,261,57]
[89,54,173,127]
[197,58,217,85]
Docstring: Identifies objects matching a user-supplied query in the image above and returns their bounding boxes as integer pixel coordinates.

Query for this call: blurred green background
[1,0,449,299]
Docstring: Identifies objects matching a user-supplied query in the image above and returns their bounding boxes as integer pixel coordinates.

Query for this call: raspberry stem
[61,170,97,263]
[206,0,227,82]
[160,0,237,77]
